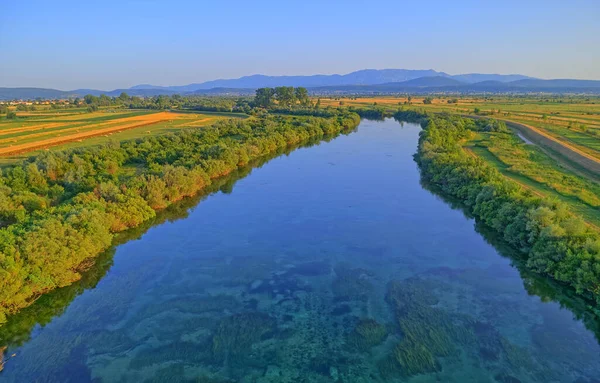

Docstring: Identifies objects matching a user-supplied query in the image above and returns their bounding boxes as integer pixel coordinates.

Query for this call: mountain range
[1,69,600,100]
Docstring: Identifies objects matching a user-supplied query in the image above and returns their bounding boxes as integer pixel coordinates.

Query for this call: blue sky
[1,0,599,89]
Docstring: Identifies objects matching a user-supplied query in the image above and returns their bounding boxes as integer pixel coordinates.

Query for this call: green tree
[275,86,296,107]
[84,94,99,105]
[98,94,112,106]
[254,88,276,108]
[294,87,310,107]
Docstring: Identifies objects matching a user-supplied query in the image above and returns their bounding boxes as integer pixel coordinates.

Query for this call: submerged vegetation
[346,318,387,352]
[1,114,600,381]
[0,110,360,323]
[401,110,600,303]
[380,278,546,381]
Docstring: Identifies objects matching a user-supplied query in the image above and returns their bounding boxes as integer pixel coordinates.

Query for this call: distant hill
[134,69,448,91]
[383,76,465,88]
[452,73,533,83]
[3,70,600,100]
[0,87,72,100]
[130,69,535,91]
[0,87,180,100]
[310,77,600,94]
[507,79,600,89]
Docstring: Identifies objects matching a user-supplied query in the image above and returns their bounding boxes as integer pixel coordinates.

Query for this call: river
[1,118,599,382]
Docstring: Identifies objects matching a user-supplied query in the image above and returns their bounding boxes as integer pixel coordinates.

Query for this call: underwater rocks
[283,261,332,277]
[494,372,522,383]
[211,312,276,363]
[130,340,212,370]
[385,278,439,314]
[331,264,374,301]
[330,304,352,316]
[142,363,236,383]
[247,274,311,299]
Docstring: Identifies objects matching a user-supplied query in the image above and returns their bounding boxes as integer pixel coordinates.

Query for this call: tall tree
[275,86,296,107]
[294,87,310,107]
[84,94,98,105]
[254,88,276,108]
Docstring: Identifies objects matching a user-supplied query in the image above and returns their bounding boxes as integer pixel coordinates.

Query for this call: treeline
[351,107,394,120]
[0,110,360,323]
[400,110,600,302]
[253,87,312,108]
[126,95,253,113]
[77,93,253,114]
[80,88,313,114]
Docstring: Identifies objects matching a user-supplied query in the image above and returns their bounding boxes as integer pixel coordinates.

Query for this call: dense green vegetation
[400,110,600,302]
[0,110,360,323]
[66,87,313,115]
[127,94,253,113]
[254,86,311,108]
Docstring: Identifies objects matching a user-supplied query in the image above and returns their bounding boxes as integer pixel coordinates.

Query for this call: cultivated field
[0,108,241,164]
[318,96,600,227]
[319,96,600,160]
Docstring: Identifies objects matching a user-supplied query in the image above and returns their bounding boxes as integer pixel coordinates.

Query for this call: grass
[318,95,600,159]
[463,131,600,228]
[326,94,600,228]
[0,109,241,165]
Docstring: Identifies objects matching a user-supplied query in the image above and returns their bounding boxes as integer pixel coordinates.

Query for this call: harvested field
[0,110,239,162]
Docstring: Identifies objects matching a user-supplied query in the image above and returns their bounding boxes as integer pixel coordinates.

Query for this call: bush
[0,111,361,323]
[410,112,600,303]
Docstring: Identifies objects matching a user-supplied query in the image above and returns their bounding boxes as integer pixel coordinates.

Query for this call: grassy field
[464,130,600,228]
[318,95,600,227]
[318,95,600,160]
[0,108,242,164]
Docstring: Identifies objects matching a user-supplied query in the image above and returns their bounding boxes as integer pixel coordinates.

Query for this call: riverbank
[2,118,599,382]
[401,110,600,303]
[0,111,360,324]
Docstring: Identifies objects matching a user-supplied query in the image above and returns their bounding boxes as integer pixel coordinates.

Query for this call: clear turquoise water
[1,119,599,382]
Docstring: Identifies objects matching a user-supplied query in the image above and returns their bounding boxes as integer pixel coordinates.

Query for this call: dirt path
[466,115,600,177]
[501,118,600,173]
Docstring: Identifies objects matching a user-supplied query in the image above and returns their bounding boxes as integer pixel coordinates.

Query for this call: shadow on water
[419,175,600,345]
[0,129,356,354]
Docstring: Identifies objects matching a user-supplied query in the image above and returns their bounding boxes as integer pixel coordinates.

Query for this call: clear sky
[1,0,599,90]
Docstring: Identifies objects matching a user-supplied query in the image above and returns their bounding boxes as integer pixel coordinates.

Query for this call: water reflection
[420,178,600,345]
[0,133,351,352]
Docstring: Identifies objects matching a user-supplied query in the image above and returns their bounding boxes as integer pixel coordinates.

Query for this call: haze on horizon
[1,0,599,90]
